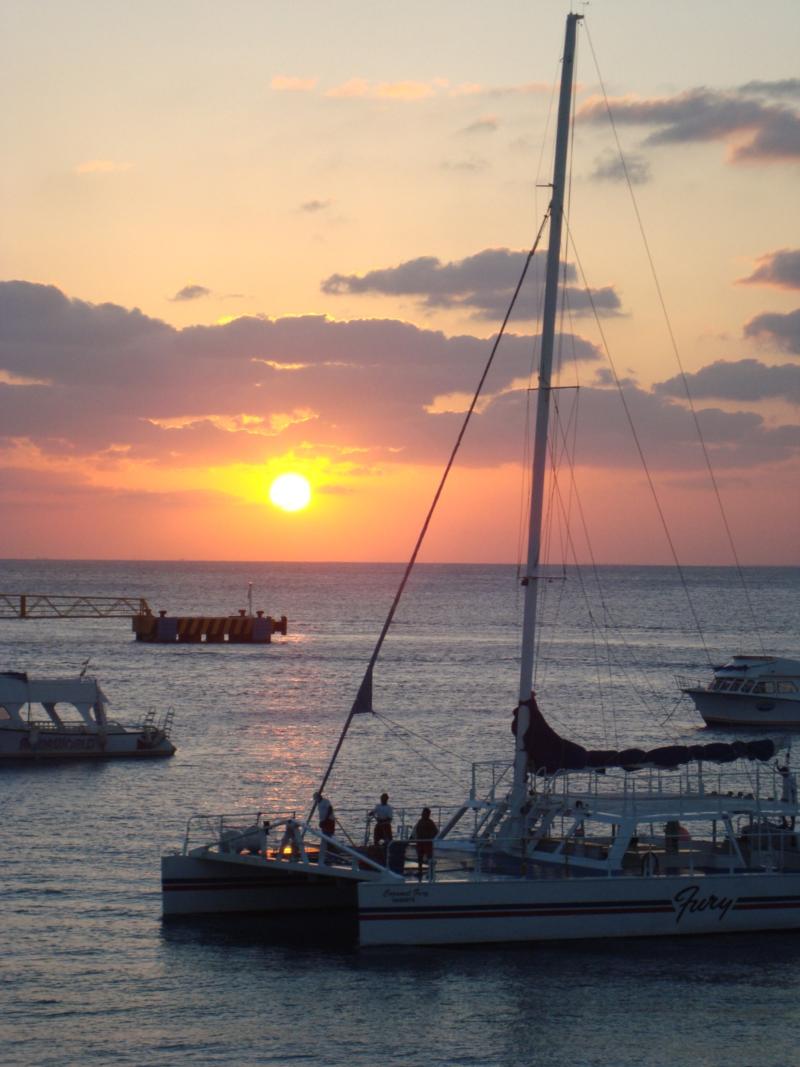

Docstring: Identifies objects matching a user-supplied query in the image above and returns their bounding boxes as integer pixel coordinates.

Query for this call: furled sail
[512,695,776,774]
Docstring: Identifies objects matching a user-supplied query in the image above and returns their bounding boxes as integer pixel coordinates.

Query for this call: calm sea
[2,559,799,1067]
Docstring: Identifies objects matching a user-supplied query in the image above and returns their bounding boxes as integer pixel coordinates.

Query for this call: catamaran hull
[0,729,174,759]
[161,854,359,917]
[358,872,800,946]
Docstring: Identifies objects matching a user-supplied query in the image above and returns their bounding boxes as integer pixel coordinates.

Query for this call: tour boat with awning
[0,671,175,759]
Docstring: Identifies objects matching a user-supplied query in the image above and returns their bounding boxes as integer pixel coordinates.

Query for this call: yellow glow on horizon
[268,472,312,512]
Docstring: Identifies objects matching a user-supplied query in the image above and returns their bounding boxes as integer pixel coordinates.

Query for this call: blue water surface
[2,560,799,1066]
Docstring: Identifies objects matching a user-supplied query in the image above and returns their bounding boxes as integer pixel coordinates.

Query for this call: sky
[1,0,798,564]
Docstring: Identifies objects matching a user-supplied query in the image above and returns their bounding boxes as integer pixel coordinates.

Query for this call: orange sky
[1,2,798,565]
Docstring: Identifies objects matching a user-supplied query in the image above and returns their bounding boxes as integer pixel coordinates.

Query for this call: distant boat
[681,655,800,728]
[0,671,175,760]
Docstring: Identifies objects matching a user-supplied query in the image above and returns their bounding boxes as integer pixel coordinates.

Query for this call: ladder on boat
[142,707,175,738]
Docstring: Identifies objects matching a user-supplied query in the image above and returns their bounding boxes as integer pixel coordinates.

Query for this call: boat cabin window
[741,681,754,693]
[729,680,742,692]
[777,681,798,694]
[752,681,776,694]
[0,705,11,720]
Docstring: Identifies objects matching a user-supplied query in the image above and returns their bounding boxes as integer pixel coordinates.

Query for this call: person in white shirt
[278,818,300,860]
[314,790,336,864]
[314,791,335,835]
[370,792,394,846]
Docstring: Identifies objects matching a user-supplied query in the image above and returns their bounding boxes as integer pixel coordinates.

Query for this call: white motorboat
[680,656,800,728]
[0,671,175,759]
[162,13,800,946]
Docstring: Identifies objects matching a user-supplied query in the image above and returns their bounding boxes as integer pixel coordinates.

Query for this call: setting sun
[268,472,312,512]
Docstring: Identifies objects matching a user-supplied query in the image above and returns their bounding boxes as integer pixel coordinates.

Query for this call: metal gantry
[0,593,151,619]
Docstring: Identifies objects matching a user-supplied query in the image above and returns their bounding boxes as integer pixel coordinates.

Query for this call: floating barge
[132,610,288,644]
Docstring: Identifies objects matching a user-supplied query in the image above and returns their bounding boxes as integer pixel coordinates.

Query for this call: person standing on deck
[777,760,797,829]
[412,807,438,878]
[370,793,394,847]
[314,790,335,864]
[278,818,300,861]
[315,791,335,835]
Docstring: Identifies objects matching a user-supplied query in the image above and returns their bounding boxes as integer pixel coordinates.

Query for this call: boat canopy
[716,656,800,676]
[513,695,776,774]
[0,672,108,708]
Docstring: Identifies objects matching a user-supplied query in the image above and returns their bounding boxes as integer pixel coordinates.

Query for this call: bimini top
[0,672,108,709]
[714,656,800,677]
[513,694,776,775]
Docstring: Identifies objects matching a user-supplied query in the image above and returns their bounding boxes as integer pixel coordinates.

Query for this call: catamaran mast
[512,12,581,811]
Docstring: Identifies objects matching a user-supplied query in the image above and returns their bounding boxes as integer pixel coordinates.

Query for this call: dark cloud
[740,79,800,99]
[0,464,224,510]
[0,281,170,386]
[590,150,651,185]
[579,88,800,162]
[459,116,499,135]
[1,281,797,476]
[170,284,211,302]
[654,359,800,404]
[464,378,800,471]
[299,199,332,213]
[320,248,622,321]
[739,249,800,290]
[744,308,800,354]
[0,280,599,466]
[440,156,490,173]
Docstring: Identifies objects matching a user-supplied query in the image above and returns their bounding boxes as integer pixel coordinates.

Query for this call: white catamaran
[162,13,800,945]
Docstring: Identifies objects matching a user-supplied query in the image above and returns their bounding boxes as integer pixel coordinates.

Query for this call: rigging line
[548,394,618,747]
[550,391,621,746]
[583,23,764,656]
[535,38,581,685]
[533,388,577,692]
[373,710,474,768]
[312,210,553,812]
[519,242,549,567]
[533,54,563,226]
[545,400,676,731]
[516,325,539,583]
[657,695,689,730]
[562,216,713,668]
[372,713,466,785]
[553,465,681,725]
[521,49,570,580]
[556,236,683,721]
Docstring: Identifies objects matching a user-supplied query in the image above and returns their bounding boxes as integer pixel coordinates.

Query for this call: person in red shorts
[370,792,394,847]
[314,791,336,835]
[313,790,336,865]
[413,807,438,878]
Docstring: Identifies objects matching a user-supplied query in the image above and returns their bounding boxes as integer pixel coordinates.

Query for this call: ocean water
[2,559,799,1067]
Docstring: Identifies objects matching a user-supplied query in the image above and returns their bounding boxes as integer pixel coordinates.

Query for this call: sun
[268,472,312,512]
